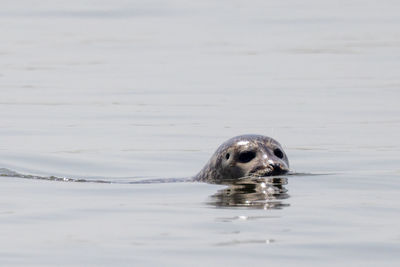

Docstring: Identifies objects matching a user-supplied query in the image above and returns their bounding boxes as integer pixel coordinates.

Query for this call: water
[1,0,400,266]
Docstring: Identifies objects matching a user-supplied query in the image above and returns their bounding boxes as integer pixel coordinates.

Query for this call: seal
[194,135,289,183]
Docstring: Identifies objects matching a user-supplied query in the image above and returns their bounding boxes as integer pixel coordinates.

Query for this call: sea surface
[1,0,400,266]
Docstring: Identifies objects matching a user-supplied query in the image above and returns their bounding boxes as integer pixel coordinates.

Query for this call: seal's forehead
[235,138,277,147]
[234,137,281,150]
[216,134,281,153]
[236,140,250,146]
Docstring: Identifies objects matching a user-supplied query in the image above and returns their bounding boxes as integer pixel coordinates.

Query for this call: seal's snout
[249,160,288,177]
[249,158,289,177]
[270,162,288,176]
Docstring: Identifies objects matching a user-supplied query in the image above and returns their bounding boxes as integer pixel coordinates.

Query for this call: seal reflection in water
[194,135,290,208]
[209,177,289,209]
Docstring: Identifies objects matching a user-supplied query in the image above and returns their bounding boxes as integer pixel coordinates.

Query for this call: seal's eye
[274,148,284,159]
[225,153,230,160]
[238,151,256,163]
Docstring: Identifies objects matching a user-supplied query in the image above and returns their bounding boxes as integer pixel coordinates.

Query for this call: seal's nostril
[271,163,280,170]
[271,163,289,175]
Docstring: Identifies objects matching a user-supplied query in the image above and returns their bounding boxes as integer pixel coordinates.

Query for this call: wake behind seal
[194,134,289,183]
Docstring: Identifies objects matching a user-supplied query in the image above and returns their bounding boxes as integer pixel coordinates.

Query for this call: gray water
[1,0,400,266]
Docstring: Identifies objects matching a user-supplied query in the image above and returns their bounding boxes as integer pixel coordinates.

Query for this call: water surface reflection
[208,176,290,209]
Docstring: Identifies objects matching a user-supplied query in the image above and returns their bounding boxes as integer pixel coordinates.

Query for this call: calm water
[1,0,400,266]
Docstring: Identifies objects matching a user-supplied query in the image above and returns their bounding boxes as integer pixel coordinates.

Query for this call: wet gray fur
[194,135,289,184]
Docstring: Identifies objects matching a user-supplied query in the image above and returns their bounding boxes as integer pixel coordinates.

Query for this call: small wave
[287,171,334,176]
[0,168,112,183]
[0,168,191,184]
[0,168,321,186]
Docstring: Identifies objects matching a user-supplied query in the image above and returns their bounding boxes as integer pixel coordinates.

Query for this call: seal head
[194,135,289,183]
